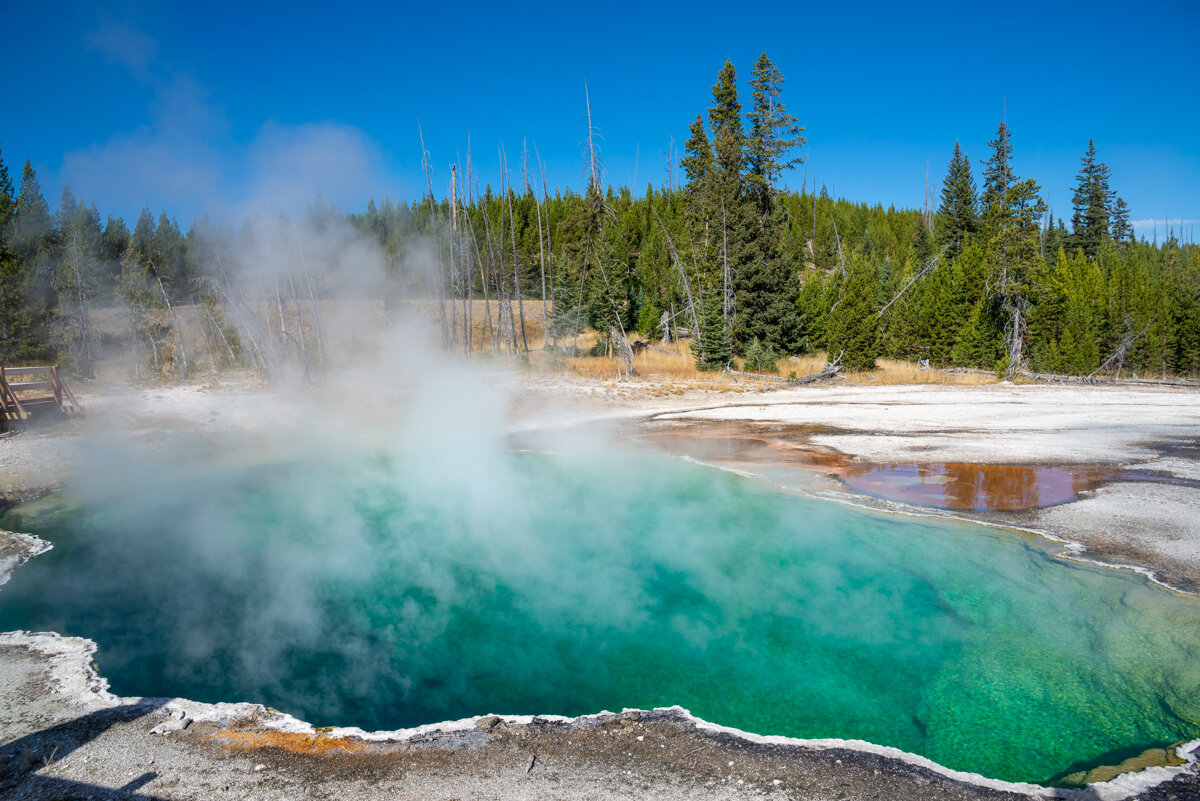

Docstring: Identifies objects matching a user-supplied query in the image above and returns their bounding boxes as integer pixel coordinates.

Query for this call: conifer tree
[746,52,806,214]
[708,61,744,178]
[991,178,1047,378]
[825,256,879,371]
[681,113,716,254]
[936,141,978,258]
[1110,196,1133,244]
[1070,139,1113,258]
[0,148,31,362]
[53,184,101,376]
[12,160,55,357]
[692,288,732,370]
[13,160,51,258]
[980,121,1013,220]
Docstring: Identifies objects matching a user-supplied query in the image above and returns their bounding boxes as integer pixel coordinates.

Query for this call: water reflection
[636,420,1197,512]
[841,463,1116,511]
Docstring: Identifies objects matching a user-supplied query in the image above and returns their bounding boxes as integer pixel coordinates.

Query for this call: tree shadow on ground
[0,697,170,800]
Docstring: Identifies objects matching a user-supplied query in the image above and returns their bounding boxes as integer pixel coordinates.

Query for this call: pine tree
[980,121,1013,220]
[53,184,101,376]
[1110,196,1133,244]
[680,113,716,256]
[708,61,744,178]
[681,115,714,189]
[936,141,978,258]
[0,148,30,363]
[13,160,51,258]
[692,288,731,370]
[1070,139,1113,258]
[825,256,880,371]
[0,149,13,225]
[11,160,55,357]
[745,52,806,214]
[991,178,1048,378]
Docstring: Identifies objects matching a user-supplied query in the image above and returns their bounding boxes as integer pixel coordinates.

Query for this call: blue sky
[2,1,1197,240]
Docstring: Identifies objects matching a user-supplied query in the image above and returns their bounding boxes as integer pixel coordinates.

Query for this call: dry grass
[398,299,549,353]
[562,336,1001,387]
[841,357,999,386]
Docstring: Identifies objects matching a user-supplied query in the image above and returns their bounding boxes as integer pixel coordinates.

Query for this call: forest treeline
[1,53,1197,380]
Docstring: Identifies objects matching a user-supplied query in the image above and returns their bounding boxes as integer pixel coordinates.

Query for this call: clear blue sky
[2,1,1197,240]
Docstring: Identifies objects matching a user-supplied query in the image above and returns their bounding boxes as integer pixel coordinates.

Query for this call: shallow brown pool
[840,463,1200,511]
[840,463,1112,510]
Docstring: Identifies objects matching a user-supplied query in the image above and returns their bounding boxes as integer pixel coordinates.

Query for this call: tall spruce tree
[702,61,749,349]
[980,121,1013,220]
[692,287,732,370]
[745,52,806,215]
[0,148,30,362]
[13,160,51,258]
[708,61,744,178]
[1070,139,1113,258]
[52,185,102,376]
[936,141,978,258]
[1110,196,1133,244]
[992,178,1048,378]
[12,160,54,357]
[681,114,716,253]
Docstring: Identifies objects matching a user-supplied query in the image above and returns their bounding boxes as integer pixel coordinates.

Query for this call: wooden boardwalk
[0,366,82,430]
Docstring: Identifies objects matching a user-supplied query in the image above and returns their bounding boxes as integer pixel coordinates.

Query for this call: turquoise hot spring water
[1,433,1198,786]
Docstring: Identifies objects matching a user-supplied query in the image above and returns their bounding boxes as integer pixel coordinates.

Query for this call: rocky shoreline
[2,627,1197,801]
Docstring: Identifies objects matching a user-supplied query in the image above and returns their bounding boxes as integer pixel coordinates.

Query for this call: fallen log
[787,361,843,386]
[1018,370,1199,388]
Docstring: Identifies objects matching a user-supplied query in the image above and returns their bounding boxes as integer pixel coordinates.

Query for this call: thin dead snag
[611,327,635,381]
[419,123,449,349]
[651,207,700,336]
[536,144,554,298]
[150,260,188,380]
[1089,315,1156,380]
[526,141,549,349]
[876,246,948,319]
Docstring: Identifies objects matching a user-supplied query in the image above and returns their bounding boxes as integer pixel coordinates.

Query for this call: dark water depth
[1,438,1198,785]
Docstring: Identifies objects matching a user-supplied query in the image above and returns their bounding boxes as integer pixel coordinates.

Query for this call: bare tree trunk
[479,197,501,352]
[721,200,730,327]
[287,272,309,370]
[536,145,554,298]
[419,123,449,349]
[153,266,188,379]
[203,303,237,366]
[652,208,699,336]
[831,193,846,279]
[501,144,529,351]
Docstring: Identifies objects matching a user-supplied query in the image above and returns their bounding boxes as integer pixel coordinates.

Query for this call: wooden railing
[0,366,81,429]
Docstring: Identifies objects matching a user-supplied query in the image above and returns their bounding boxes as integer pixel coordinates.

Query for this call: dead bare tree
[418,123,449,349]
[1089,315,1156,380]
[147,260,188,379]
[524,140,550,349]
[536,145,554,298]
[876,245,949,319]
[501,143,529,351]
[830,187,846,279]
[651,207,700,337]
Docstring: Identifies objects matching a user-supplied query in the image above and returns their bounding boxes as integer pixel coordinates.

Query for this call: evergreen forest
[1,54,1197,381]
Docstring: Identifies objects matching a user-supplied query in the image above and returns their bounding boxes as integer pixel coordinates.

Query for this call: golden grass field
[562,333,1000,387]
[91,296,999,387]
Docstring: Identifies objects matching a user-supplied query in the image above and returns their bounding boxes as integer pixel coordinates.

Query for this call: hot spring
[2,423,1199,787]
